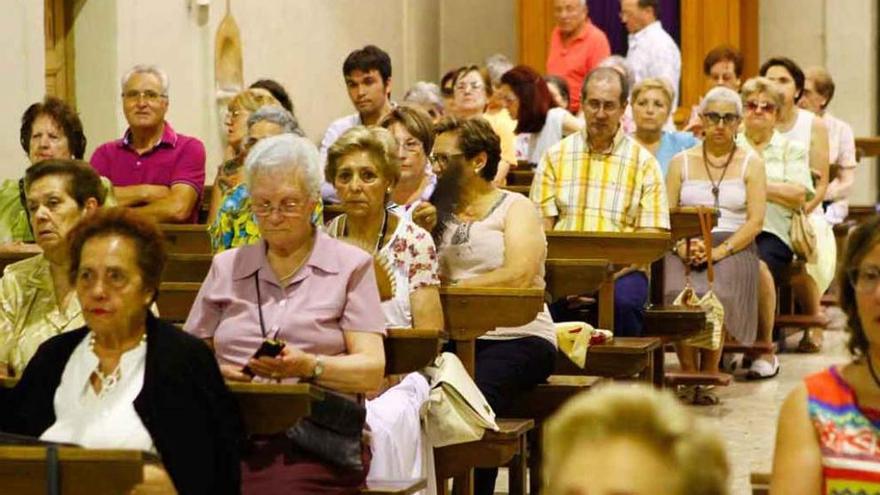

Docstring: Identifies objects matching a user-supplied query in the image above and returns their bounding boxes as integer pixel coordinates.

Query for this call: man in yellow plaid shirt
[530,66,669,336]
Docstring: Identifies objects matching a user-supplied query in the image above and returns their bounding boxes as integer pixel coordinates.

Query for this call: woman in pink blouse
[184,133,386,494]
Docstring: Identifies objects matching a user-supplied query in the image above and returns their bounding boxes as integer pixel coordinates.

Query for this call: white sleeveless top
[438,191,556,346]
[678,149,753,233]
[781,108,814,156]
[521,107,567,165]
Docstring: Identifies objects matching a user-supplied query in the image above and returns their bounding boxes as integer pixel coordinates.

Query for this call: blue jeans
[614,271,649,336]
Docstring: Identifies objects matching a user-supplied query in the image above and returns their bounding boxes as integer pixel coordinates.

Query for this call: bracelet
[723,240,734,256]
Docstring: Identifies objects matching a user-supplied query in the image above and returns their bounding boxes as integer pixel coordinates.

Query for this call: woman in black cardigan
[1,208,242,494]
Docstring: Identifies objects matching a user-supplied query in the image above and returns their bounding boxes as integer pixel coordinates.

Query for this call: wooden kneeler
[773,261,829,351]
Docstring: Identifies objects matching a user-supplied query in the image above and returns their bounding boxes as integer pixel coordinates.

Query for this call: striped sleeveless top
[806,366,880,494]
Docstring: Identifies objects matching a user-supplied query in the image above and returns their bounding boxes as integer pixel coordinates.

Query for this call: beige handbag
[790,207,817,263]
[423,352,498,447]
[674,207,725,350]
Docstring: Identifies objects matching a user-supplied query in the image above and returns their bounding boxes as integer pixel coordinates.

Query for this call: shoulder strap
[741,148,754,179]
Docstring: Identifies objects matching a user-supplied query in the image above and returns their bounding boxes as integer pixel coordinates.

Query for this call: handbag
[674,207,725,350]
[790,207,817,262]
[555,322,613,368]
[423,352,498,447]
[286,388,367,470]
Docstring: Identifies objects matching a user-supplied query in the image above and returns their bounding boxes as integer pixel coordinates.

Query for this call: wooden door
[518,0,557,74]
[44,0,76,105]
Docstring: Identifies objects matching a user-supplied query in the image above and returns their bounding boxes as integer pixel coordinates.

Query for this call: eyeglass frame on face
[454,81,485,93]
[583,98,621,115]
[429,152,466,170]
[744,100,777,114]
[251,198,309,218]
[847,265,880,294]
[701,111,740,127]
[122,90,167,103]
[399,137,424,154]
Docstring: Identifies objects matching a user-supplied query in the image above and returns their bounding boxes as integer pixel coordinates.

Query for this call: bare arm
[804,117,830,214]
[456,199,545,289]
[542,216,556,232]
[113,184,171,207]
[664,153,684,208]
[561,112,584,135]
[766,181,807,210]
[132,183,199,223]
[410,286,443,330]
[826,166,856,202]
[770,383,823,495]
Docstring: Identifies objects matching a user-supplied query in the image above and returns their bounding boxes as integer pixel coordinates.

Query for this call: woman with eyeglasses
[378,106,438,222]
[449,65,517,185]
[185,134,386,492]
[770,215,880,494]
[662,86,765,405]
[735,77,815,379]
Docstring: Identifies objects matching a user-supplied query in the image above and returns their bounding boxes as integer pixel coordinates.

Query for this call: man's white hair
[244,133,322,199]
[121,64,170,96]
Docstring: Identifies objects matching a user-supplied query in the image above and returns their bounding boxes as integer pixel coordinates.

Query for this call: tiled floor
[494,324,850,495]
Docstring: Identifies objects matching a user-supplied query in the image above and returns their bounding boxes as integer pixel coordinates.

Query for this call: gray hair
[485,54,514,86]
[597,55,636,96]
[247,105,305,137]
[403,81,444,110]
[121,64,170,96]
[699,86,743,115]
[244,133,322,199]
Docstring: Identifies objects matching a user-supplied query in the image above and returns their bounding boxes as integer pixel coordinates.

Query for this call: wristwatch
[309,355,324,381]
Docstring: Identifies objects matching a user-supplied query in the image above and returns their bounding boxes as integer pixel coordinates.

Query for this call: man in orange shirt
[546,0,611,113]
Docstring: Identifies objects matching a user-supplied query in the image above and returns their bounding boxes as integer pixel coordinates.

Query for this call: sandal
[797,330,823,354]
[676,385,697,403]
[692,386,720,406]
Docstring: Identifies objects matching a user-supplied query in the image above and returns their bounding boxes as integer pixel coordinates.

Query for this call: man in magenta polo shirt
[91,65,205,223]
[546,0,611,114]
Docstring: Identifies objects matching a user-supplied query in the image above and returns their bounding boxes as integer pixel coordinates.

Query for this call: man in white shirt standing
[319,45,394,202]
[620,0,681,108]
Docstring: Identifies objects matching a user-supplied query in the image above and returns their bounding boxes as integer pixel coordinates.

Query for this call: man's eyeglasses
[847,265,880,294]
[251,199,307,217]
[584,99,620,114]
[122,90,166,103]
[702,112,740,126]
[429,152,465,169]
[744,101,777,114]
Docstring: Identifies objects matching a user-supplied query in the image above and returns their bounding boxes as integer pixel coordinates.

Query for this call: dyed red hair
[501,65,557,134]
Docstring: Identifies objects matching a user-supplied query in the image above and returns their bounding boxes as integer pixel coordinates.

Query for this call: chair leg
[507,432,529,495]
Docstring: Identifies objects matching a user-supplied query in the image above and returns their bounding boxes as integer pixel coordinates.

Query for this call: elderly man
[90,65,205,223]
[546,0,610,114]
[620,0,681,107]
[531,67,670,336]
[319,45,394,202]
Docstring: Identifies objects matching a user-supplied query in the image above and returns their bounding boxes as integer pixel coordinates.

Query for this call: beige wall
[759,0,878,205]
[1,1,45,176]
[439,0,518,73]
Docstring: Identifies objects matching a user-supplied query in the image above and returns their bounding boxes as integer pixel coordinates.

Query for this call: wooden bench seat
[553,337,664,387]
[506,168,534,186]
[159,224,210,254]
[665,371,732,387]
[505,376,604,421]
[750,471,771,495]
[383,329,441,376]
[643,306,706,340]
[362,478,428,495]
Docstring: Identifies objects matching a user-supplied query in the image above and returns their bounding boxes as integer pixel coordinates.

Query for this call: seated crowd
[0,3,874,492]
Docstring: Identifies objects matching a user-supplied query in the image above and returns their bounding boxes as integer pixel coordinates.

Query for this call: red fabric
[241,435,371,494]
[546,22,611,113]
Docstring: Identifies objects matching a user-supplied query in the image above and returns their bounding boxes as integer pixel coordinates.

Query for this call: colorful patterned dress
[806,366,880,494]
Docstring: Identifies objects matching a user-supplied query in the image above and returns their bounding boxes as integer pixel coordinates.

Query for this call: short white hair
[244,133,322,199]
[484,53,514,86]
[121,64,170,96]
[404,81,444,110]
[699,86,743,116]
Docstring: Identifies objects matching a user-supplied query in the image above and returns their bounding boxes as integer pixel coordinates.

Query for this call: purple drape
[587,0,680,56]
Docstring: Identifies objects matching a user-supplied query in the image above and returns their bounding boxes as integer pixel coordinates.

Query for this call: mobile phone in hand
[242,339,286,377]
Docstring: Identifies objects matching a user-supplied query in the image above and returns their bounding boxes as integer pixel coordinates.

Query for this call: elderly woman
[185,133,386,492]
[632,78,699,175]
[663,87,765,404]
[431,116,556,495]
[209,105,309,252]
[376,106,438,219]
[735,77,815,378]
[0,97,113,251]
[771,216,880,493]
[325,125,443,484]
[403,81,445,123]
[0,160,106,379]
[449,65,517,184]
[207,88,282,224]
[494,65,582,166]
[544,384,730,495]
[1,207,242,494]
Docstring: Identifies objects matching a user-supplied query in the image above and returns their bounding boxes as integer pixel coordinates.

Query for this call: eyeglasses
[399,138,423,153]
[122,90,166,103]
[584,99,620,114]
[429,152,465,169]
[251,199,307,217]
[702,112,740,126]
[745,101,778,114]
[847,265,880,294]
[454,82,485,92]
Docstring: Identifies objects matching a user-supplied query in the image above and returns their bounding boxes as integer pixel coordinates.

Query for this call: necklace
[701,144,737,209]
[340,210,389,254]
[89,332,146,399]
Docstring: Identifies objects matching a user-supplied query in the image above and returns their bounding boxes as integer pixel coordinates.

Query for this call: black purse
[252,272,367,470]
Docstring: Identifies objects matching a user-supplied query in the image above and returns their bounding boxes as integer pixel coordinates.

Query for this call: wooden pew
[855,136,880,161]
[0,446,148,495]
[0,252,211,283]
[229,382,325,436]
[160,224,211,254]
[546,231,671,265]
[750,471,771,495]
[506,168,535,187]
[0,251,33,274]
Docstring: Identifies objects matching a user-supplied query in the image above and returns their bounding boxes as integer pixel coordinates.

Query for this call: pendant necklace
[701,144,737,209]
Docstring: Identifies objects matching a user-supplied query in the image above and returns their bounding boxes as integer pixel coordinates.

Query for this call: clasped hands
[676,239,726,269]
[220,346,315,383]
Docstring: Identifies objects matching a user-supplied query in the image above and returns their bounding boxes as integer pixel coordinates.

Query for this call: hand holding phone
[242,339,286,377]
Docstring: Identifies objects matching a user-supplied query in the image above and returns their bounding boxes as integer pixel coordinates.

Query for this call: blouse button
[279,300,287,307]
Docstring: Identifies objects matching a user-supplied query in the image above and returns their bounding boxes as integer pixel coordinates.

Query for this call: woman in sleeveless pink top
[772,216,880,493]
[431,116,556,495]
